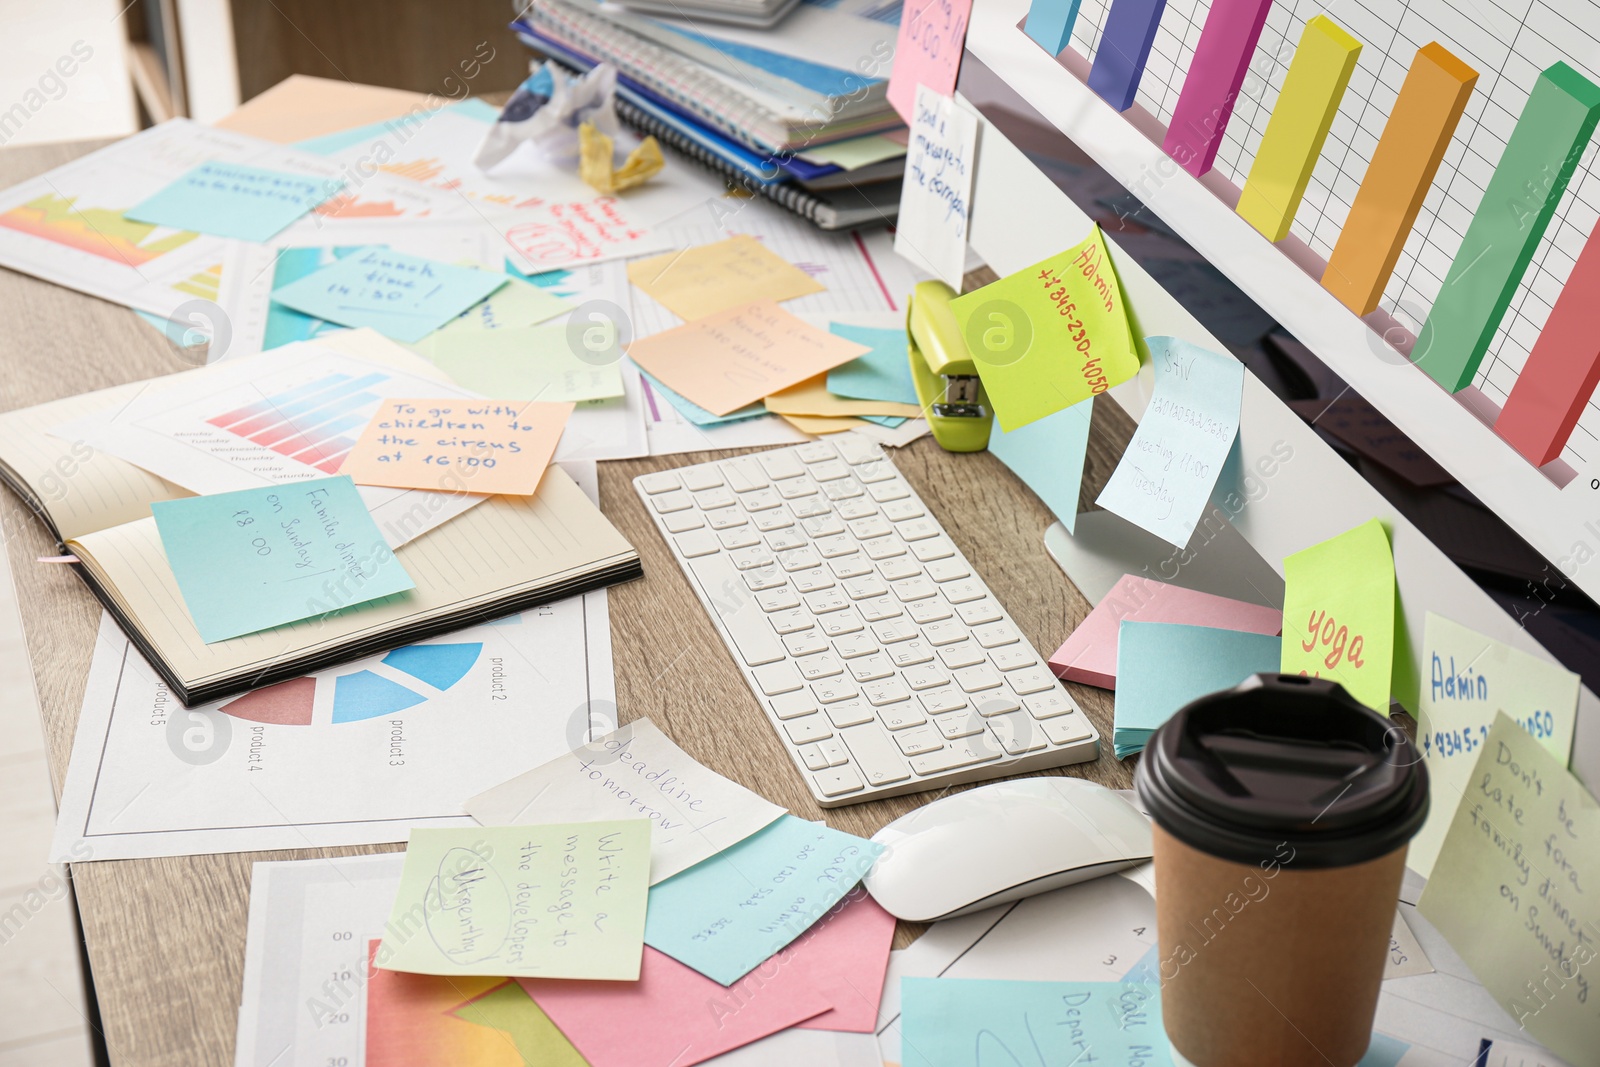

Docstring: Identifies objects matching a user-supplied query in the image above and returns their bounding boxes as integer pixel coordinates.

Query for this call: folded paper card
[1113,621,1282,758]
[626,301,870,416]
[1418,712,1600,1067]
[900,978,1172,1067]
[642,814,884,985]
[342,398,573,496]
[1280,517,1396,714]
[887,0,975,123]
[764,374,922,419]
[1050,574,1284,689]
[377,821,650,979]
[1409,612,1581,878]
[463,718,787,884]
[950,226,1141,431]
[1096,337,1244,548]
[826,324,918,405]
[895,84,979,289]
[627,235,824,321]
[272,249,508,343]
[988,397,1094,534]
[150,475,415,643]
[126,160,340,242]
[413,324,625,402]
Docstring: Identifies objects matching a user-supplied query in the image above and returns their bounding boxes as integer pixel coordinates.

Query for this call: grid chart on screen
[1065,0,1600,479]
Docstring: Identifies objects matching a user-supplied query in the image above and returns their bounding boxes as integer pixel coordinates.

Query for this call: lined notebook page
[71,465,634,686]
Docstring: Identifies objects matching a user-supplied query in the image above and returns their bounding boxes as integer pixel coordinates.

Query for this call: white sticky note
[895,85,979,290]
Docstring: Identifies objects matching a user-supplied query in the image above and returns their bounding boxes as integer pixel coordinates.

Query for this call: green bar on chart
[1414,62,1600,393]
[1236,16,1362,242]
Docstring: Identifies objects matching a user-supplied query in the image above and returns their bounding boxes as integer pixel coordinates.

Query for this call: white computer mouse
[863,776,1153,922]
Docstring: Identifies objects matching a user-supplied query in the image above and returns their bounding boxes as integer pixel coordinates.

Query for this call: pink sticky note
[521,947,830,1067]
[887,0,976,124]
[791,889,898,1033]
[1049,573,1283,689]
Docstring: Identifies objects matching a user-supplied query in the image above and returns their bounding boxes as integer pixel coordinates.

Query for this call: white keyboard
[635,435,1100,807]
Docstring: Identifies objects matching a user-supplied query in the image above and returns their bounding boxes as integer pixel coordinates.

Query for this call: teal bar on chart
[1024,0,1083,56]
[1414,61,1600,393]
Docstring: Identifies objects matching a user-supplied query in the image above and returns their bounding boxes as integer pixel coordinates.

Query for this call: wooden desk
[0,139,1138,1067]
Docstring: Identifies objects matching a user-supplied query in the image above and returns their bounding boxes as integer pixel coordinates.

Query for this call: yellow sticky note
[1418,712,1600,1067]
[628,235,825,321]
[764,374,924,419]
[626,300,870,417]
[1409,612,1581,878]
[342,398,574,496]
[1280,518,1395,713]
[412,325,625,403]
[776,412,876,435]
[949,225,1141,431]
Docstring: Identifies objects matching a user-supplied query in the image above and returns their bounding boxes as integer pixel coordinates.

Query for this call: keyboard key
[840,725,912,786]
[770,691,818,720]
[742,566,787,591]
[854,460,897,484]
[810,459,851,481]
[776,476,819,500]
[910,734,1003,775]
[838,500,878,520]
[688,553,785,666]
[908,599,953,624]
[882,499,926,522]
[1023,691,1077,719]
[843,576,887,600]
[798,653,844,680]
[854,598,898,624]
[877,557,923,581]
[803,514,846,537]
[829,555,873,580]
[923,620,968,646]
[706,507,747,530]
[925,558,971,582]
[956,599,1004,625]
[674,530,720,558]
[785,715,833,744]
[868,480,910,502]
[834,435,883,465]
[941,579,987,604]
[922,687,972,717]
[1007,666,1059,695]
[891,576,937,602]
[938,642,987,669]
[693,487,736,510]
[652,489,692,513]
[897,518,940,541]
[935,711,987,739]
[719,528,761,550]
[832,632,879,658]
[758,449,806,480]
[848,654,895,682]
[878,702,927,730]
[814,534,857,558]
[783,630,829,657]
[757,588,801,612]
[720,456,768,492]
[863,678,912,706]
[741,488,783,512]
[798,743,831,771]
[955,664,1003,692]
[796,440,838,463]
[813,766,865,797]
[752,662,803,696]
[753,510,794,532]
[663,510,706,534]
[811,679,861,704]
[1041,714,1095,745]
[729,546,774,571]
[973,622,1020,648]
[903,664,950,690]
[767,610,812,635]
[792,569,835,593]
[779,547,822,572]
[987,712,1048,754]
[680,466,724,492]
[826,481,866,503]
[849,516,893,540]
[887,639,934,667]
[818,738,850,767]
[803,591,848,615]
[974,691,1023,717]
[825,699,877,728]
[909,537,956,562]
[639,471,681,493]
[819,610,865,637]
[791,497,832,519]
[861,536,906,560]
[895,724,945,756]
[767,529,808,552]
[992,647,1039,671]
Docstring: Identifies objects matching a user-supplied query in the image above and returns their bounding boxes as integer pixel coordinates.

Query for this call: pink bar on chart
[1495,217,1600,466]
[1162,0,1275,176]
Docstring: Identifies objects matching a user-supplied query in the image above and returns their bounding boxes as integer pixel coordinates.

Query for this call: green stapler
[906,280,994,452]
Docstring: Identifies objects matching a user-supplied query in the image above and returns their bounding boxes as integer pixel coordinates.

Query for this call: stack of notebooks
[512,0,909,230]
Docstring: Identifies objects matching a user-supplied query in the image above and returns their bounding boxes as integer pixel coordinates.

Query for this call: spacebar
[688,553,786,667]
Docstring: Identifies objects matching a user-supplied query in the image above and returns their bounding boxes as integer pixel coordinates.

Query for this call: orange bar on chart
[1495,217,1600,466]
[1321,43,1477,315]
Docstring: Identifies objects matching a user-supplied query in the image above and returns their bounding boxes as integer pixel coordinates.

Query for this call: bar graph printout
[1058,0,1600,482]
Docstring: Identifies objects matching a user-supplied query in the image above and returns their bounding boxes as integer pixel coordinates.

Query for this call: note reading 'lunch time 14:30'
[341,398,574,497]
[1279,517,1396,714]
[950,225,1142,432]
[378,821,651,980]
[271,249,508,344]
[1419,713,1600,1067]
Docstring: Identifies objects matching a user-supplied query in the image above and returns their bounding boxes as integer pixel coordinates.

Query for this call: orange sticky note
[626,301,870,417]
[342,398,574,496]
[627,235,824,321]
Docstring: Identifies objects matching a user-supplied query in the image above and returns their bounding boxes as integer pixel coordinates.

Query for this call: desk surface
[1,138,1137,1067]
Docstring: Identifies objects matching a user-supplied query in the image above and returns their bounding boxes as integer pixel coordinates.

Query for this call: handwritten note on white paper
[895,85,978,289]
[463,718,786,884]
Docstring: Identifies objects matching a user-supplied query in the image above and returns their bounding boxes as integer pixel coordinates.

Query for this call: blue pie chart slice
[329,642,484,723]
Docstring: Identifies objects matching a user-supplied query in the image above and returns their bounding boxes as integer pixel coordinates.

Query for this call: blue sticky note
[269,249,508,343]
[125,161,340,242]
[826,324,918,405]
[642,815,883,985]
[151,476,415,643]
[641,370,767,427]
[1096,336,1244,548]
[1358,1033,1411,1067]
[1113,621,1281,757]
[989,397,1093,533]
[901,978,1172,1067]
[1023,0,1084,56]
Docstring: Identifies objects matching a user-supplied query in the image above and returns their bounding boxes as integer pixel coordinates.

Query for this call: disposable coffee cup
[1134,673,1428,1067]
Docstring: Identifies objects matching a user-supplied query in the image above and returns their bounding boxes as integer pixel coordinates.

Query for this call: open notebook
[0,332,641,706]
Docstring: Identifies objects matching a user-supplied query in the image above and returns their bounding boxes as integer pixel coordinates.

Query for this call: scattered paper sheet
[895,84,979,289]
[272,249,508,343]
[642,815,883,985]
[887,0,975,123]
[464,718,787,884]
[826,324,918,405]
[1279,517,1396,714]
[628,234,825,321]
[378,821,651,979]
[342,398,573,496]
[900,979,1171,1067]
[627,301,871,417]
[412,324,626,402]
[778,413,878,435]
[950,226,1142,431]
[800,135,907,169]
[1418,713,1600,1067]
[125,160,341,242]
[151,475,415,643]
[1096,336,1244,547]
[1409,613,1581,878]
[1112,621,1282,757]
[1049,574,1284,689]
[764,374,922,419]
[1386,909,1435,980]
[988,397,1094,533]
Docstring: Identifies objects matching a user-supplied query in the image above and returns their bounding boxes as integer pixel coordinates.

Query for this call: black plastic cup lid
[1135,674,1429,869]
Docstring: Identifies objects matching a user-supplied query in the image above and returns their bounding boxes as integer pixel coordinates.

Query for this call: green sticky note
[1409,612,1581,878]
[379,821,651,979]
[1418,713,1600,1067]
[1280,518,1395,713]
[151,476,414,644]
[411,324,625,402]
[436,269,574,336]
[950,225,1142,431]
